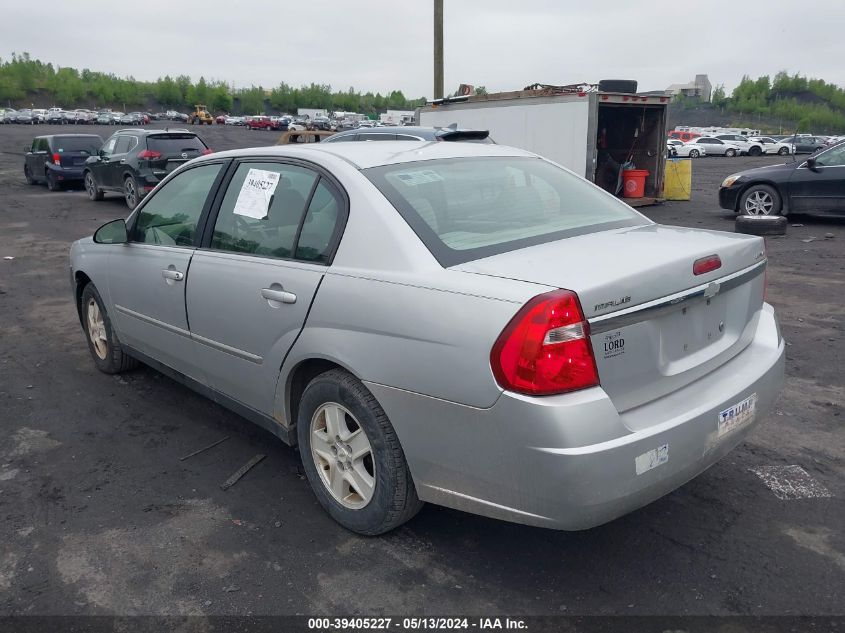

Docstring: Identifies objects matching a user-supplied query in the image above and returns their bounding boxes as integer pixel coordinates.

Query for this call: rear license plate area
[659,295,728,361]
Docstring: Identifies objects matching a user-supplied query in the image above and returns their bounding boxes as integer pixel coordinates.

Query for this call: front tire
[689,149,700,158]
[739,184,782,216]
[297,369,423,535]
[749,146,762,156]
[725,148,737,157]
[80,283,139,374]
[778,147,789,156]
[85,172,104,201]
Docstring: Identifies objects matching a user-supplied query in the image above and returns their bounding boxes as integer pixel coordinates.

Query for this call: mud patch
[784,526,845,572]
[10,427,60,457]
[56,498,248,615]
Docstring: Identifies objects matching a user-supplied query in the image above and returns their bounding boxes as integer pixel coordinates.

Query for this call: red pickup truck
[246,116,273,130]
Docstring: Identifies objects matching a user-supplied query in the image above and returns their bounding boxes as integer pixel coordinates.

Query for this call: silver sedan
[70,142,785,534]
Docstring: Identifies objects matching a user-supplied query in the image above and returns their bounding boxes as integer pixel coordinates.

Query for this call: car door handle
[161,269,184,281]
[261,287,297,304]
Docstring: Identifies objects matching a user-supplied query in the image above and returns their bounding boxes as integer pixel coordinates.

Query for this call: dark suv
[24,134,104,191]
[83,129,211,209]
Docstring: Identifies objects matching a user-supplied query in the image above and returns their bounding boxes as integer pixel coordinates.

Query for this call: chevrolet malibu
[69,142,785,535]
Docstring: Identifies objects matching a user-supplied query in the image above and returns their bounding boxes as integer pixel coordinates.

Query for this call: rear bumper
[367,303,784,530]
[46,165,85,181]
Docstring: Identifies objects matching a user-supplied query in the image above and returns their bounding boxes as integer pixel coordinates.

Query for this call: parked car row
[23,130,212,209]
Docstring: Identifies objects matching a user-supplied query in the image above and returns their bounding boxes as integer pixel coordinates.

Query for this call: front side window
[211,162,318,259]
[132,163,223,246]
[101,137,117,156]
[365,157,647,266]
[114,136,132,154]
[814,145,845,167]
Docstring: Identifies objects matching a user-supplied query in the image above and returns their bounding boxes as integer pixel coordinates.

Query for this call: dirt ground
[0,122,842,619]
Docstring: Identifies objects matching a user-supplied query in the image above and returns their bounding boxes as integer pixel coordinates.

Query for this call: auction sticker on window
[233,168,280,219]
[393,169,445,186]
[718,393,757,437]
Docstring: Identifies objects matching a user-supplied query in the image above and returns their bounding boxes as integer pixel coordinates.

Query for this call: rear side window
[146,134,207,158]
[52,136,102,154]
[132,163,223,246]
[295,181,342,263]
[210,162,318,259]
[364,157,647,266]
[114,136,132,154]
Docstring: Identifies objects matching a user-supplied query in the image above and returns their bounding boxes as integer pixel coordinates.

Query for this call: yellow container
[664,158,692,201]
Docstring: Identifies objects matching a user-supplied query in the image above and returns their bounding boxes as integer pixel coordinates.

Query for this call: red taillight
[137,149,162,160]
[202,148,213,155]
[53,152,61,165]
[490,289,599,396]
[693,254,721,275]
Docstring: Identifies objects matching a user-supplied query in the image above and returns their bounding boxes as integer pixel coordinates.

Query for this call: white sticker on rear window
[393,170,445,187]
[635,444,669,475]
[233,168,281,219]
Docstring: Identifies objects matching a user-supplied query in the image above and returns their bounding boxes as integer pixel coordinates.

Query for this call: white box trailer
[297,108,328,120]
[379,109,415,125]
[417,89,670,203]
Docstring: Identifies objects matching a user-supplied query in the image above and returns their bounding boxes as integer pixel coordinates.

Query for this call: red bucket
[622,169,649,198]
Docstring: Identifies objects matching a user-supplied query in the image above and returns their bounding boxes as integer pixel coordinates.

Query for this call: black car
[779,135,827,154]
[24,134,103,191]
[84,129,211,209]
[719,141,845,216]
[322,125,492,143]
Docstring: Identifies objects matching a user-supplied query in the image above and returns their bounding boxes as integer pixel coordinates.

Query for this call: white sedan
[749,137,795,156]
[668,139,706,157]
[685,137,743,157]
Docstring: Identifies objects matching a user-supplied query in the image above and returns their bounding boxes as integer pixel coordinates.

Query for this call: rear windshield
[364,157,648,266]
[53,136,102,154]
[146,134,207,156]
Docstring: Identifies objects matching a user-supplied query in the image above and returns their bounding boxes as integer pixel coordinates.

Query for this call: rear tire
[725,148,737,157]
[689,149,700,158]
[778,147,789,155]
[749,146,762,156]
[80,283,139,374]
[124,175,140,210]
[297,369,423,535]
[46,171,60,191]
[24,165,35,185]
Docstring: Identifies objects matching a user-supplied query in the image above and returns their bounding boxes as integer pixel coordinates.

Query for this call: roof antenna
[447,122,458,130]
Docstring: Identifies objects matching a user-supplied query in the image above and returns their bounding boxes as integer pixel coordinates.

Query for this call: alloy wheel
[744,190,775,215]
[309,402,376,509]
[125,178,136,208]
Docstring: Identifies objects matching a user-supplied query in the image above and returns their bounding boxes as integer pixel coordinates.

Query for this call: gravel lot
[0,122,842,619]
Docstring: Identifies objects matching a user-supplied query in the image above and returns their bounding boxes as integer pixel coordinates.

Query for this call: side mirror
[806,157,819,171]
[93,219,128,244]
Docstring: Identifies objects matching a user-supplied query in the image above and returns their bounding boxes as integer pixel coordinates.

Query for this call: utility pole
[433,0,444,100]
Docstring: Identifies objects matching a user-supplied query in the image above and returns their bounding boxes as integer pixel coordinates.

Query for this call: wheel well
[287,358,346,432]
[74,271,92,326]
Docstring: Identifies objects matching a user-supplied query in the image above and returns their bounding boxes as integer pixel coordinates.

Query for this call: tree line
[706,71,845,133]
[0,53,426,115]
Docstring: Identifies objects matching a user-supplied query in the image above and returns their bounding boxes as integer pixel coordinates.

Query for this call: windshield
[53,136,102,154]
[364,157,648,266]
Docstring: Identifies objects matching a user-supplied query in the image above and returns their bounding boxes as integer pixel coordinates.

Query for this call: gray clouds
[2,0,842,97]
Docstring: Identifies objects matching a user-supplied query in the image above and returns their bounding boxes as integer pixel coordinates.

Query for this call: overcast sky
[2,0,843,98]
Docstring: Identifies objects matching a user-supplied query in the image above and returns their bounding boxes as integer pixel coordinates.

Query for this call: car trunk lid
[455,224,767,416]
